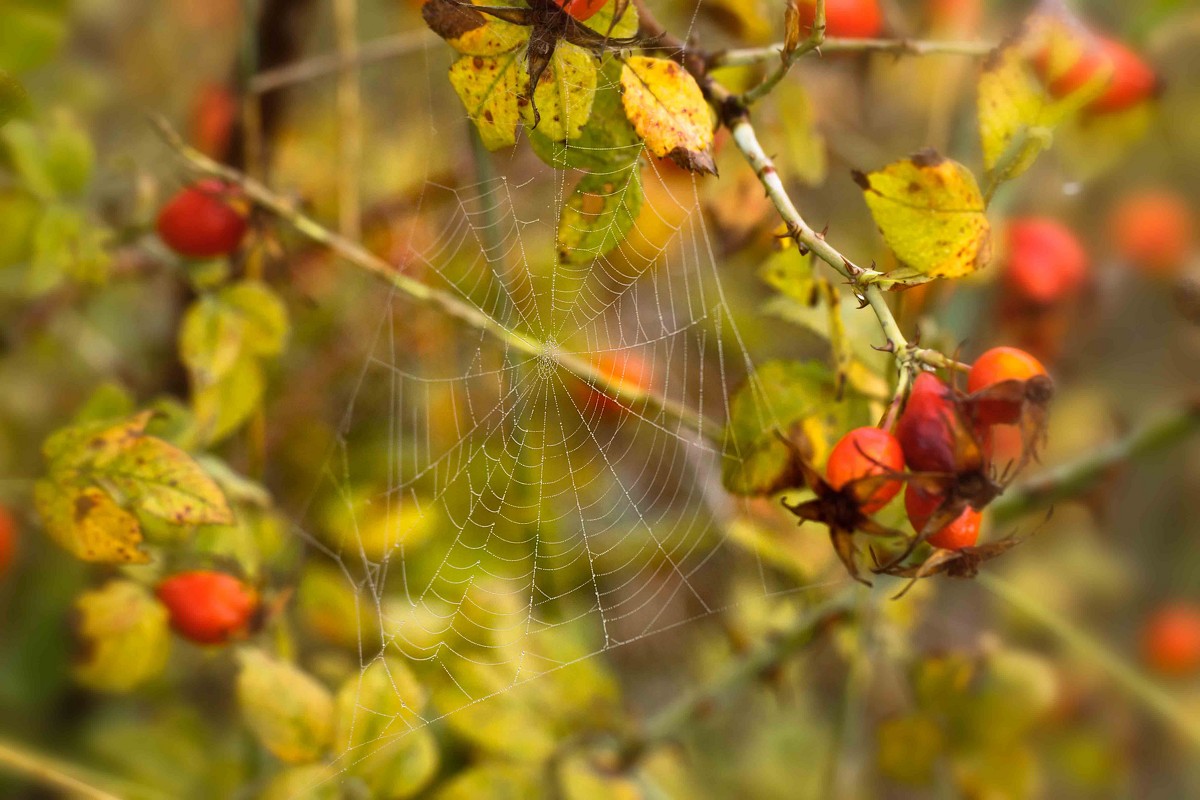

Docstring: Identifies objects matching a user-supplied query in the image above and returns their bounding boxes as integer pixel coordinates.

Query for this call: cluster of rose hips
[787,346,1051,589]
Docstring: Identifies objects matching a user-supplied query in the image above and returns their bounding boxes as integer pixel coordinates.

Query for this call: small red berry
[904,485,981,550]
[826,427,905,513]
[1004,218,1088,305]
[156,570,258,645]
[796,0,884,39]
[1037,36,1158,114]
[967,347,1048,426]
[1109,190,1195,277]
[0,505,16,576]
[895,372,968,473]
[156,180,248,258]
[1141,603,1200,677]
[552,0,609,22]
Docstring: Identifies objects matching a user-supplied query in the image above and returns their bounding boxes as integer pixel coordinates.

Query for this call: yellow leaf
[519,41,598,143]
[448,51,524,150]
[620,56,716,174]
[73,580,170,692]
[35,481,148,563]
[977,12,1108,188]
[237,648,334,763]
[854,149,991,281]
[333,658,437,798]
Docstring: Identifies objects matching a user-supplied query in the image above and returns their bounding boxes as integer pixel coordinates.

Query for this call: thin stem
[0,738,125,800]
[151,116,724,443]
[978,574,1200,750]
[629,587,858,757]
[712,36,995,70]
[991,399,1200,524]
[333,0,363,240]
[740,0,825,105]
[248,30,434,94]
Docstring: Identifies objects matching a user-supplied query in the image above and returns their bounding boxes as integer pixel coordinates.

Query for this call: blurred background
[1,0,1199,797]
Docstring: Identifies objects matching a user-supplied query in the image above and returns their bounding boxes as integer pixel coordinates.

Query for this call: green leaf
[0,72,30,128]
[519,42,599,143]
[259,765,343,800]
[557,164,643,265]
[977,13,1107,190]
[72,580,170,692]
[722,360,868,496]
[877,714,944,785]
[432,763,544,800]
[220,280,290,356]
[759,248,817,305]
[433,660,558,761]
[0,3,67,73]
[192,354,265,445]
[0,188,40,267]
[854,149,991,283]
[27,204,111,294]
[43,112,94,198]
[333,658,438,798]
[2,120,56,198]
[101,435,234,526]
[180,296,247,383]
[237,648,335,763]
[771,81,827,187]
[529,58,642,171]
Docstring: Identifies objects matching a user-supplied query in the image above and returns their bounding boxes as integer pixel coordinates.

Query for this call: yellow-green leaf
[448,51,524,150]
[73,580,170,692]
[333,658,438,798]
[432,763,544,800]
[977,13,1107,190]
[854,149,991,282]
[722,360,870,496]
[101,435,234,526]
[35,481,148,563]
[237,648,335,763]
[620,56,716,174]
[259,765,342,800]
[557,164,643,265]
[520,41,598,143]
[193,354,265,445]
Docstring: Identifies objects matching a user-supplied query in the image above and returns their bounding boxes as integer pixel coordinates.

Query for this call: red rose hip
[552,0,608,21]
[904,485,981,550]
[1004,218,1088,305]
[156,180,248,258]
[156,570,258,645]
[825,426,905,513]
[796,0,884,39]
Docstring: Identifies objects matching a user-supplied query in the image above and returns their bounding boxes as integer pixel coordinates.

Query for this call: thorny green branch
[711,36,996,70]
[739,0,825,106]
[623,587,858,760]
[150,116,726,444]
[991,398,1200,523]
[979,574,1200,751]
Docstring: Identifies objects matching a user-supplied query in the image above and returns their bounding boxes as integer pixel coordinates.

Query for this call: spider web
[284,7,827,790]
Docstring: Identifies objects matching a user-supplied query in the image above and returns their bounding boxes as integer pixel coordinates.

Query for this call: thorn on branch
[872,340,896,353]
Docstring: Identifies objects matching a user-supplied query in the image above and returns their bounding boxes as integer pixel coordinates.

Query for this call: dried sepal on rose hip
[156,179,249,259]
[878,360,1052,576]
[156,570,259,645]
[778,426,909,585]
